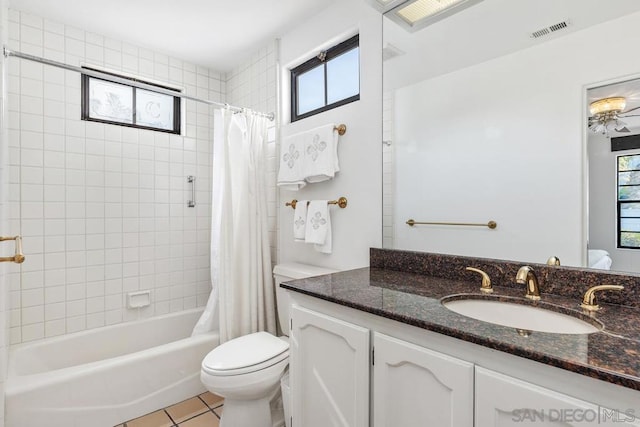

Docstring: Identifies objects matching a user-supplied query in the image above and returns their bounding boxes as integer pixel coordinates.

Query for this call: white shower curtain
[192,109,276,342]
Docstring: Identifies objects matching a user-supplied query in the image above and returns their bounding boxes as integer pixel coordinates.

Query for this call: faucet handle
[581,285,624,312]
[546,256,560,266]
[465,267,492,294]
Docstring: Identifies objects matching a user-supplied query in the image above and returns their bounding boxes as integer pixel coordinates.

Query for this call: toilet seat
[202,332,289,377]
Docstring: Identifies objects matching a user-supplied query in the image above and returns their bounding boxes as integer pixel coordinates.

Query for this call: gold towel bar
[0,235,25,263]
[406,219,497,229]
[286,197,348,210]
[334,124,347,136]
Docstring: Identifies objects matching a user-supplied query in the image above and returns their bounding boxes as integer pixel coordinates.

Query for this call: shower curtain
[192,109,276,342]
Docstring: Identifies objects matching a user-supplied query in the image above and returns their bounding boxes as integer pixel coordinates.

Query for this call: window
[291,34,360,122]
[82,68,181,134]
[617,154,640,248]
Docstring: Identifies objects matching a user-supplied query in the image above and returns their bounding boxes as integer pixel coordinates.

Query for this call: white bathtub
[5,308,219,427]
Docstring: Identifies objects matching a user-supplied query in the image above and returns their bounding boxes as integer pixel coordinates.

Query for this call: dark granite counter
[281,265,640,391]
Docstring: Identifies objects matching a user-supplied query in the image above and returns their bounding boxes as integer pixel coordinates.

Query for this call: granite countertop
[281,267,640,391]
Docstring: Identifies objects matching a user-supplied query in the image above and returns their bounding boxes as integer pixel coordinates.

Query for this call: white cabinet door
[290,305,370,427]
[372,332,474,427]
[476,367,640,426]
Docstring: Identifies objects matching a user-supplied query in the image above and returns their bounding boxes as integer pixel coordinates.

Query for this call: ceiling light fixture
[384,0,484,32]
[588,97,631,137]
[589,97,626,116]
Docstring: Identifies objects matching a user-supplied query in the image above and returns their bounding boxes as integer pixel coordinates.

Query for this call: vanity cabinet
[290,305,370,427]
[288,295,640,427]
[475,367,640,426]
[373,332,474,427]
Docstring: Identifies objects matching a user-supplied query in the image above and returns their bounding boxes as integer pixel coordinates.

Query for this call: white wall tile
[7,8,219,342]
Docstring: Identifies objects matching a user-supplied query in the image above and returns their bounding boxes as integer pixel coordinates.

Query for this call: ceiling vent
[529,20,571,39]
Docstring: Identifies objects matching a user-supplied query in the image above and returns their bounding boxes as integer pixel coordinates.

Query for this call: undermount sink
[442,297,603,334]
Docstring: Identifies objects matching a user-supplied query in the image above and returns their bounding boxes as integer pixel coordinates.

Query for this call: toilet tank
[273,263,337,336]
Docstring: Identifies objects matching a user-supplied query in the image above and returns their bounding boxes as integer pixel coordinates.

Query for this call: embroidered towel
[305,200,332,254]
[304,124,340,183]
[314,210,332,254]
[277,134,306,191]
[293,200,308,242]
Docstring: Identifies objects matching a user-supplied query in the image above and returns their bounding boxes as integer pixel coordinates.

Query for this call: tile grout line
[163,408,178,426]
[116,393,224,426]
[197,394,224,411]
[196,395,223,421]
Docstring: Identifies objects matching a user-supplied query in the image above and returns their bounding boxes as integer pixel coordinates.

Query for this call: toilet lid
[202,332,289,374]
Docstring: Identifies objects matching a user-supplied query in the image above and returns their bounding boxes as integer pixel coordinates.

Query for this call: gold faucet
[516,266,540,300]
[465,267,492,293]
[546,256,560,266]
[580,285,624,312]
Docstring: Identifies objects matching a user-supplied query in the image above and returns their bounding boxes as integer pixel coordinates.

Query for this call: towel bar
[0,235,25,263]
[334,124,347,136]
[406,219,497,229]
[286,197,348,209]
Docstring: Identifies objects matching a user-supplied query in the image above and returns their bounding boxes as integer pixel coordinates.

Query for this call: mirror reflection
[381,0,640,273]
[588,78,640,273]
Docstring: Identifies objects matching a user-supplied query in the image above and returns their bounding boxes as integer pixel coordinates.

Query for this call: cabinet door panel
[476,367,640,426]
[290,306,369,427]
[373,332,474,427]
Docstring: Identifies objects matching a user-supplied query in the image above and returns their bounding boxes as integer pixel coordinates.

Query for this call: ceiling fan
[588,97,640,137]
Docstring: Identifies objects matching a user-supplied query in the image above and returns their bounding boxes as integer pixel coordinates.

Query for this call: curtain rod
[3,47,275,122]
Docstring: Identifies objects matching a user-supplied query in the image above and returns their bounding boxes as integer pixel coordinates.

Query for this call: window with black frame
[617,154,640,248]
[290,34,360,122]
[81,68,181,134]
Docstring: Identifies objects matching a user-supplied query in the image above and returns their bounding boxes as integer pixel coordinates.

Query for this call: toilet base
[220,396,272,427]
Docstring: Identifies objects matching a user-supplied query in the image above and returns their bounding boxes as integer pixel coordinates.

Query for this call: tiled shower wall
[225,40,279,264]
[6,10,225,344]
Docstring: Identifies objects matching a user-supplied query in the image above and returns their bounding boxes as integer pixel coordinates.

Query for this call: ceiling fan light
[589,123,605,134]
[605,121,618,132]
[589,97,626,115]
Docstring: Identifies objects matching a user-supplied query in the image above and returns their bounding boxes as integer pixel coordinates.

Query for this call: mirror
[381,0,640,273]
[588,78,640,273]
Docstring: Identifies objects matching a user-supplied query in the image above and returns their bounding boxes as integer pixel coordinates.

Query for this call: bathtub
[5,308,219,427]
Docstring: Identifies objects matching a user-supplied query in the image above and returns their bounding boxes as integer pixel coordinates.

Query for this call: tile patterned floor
[115,392,224,427]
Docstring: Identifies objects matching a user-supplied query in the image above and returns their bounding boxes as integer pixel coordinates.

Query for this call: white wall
[6,9,224,343]
[278,0,382,270]
[392,11,640,267]
[588,131,640,273]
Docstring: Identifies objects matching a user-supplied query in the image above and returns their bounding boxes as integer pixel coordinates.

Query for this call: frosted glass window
[136,89,175,130]
[88,79,133,124]
[291,35,359,122]
[297,67,325,115]
[327,48,360,104]
[82,69,181,134]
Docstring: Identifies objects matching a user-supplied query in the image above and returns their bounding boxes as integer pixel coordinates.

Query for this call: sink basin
[442,298,602,334]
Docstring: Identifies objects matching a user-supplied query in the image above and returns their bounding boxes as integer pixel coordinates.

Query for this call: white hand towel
[314,210,332,254]
[277,135,306,191]
[303,124,340,183]
[293,200,308,242]
[305,200,332,254]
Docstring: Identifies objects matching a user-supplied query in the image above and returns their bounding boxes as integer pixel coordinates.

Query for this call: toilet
[200,263,336,427]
